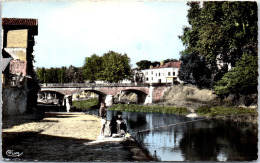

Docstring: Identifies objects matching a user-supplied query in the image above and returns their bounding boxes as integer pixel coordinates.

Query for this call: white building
[140,61,182,84]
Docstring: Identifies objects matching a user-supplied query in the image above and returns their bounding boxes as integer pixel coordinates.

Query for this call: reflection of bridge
[39,83,172,106]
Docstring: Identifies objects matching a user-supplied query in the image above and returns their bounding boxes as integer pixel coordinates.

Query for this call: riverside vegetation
[72,98,98,110]
[109,104,188,114]
[72,84,257,123]
[196,106,257,116]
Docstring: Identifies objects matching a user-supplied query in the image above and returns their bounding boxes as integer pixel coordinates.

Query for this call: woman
[99,102,107,136]
[109,111,127,136]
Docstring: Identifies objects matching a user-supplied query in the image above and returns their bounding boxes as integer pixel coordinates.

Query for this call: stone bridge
[39,83,172,106]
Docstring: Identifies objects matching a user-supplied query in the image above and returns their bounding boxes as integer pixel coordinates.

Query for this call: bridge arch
[74,90,108,105]
[38,90,65,106]
[117,89,148,104]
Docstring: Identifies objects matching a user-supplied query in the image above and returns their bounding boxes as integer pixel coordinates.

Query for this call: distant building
[136,61,182,84]
[2,18,39,115]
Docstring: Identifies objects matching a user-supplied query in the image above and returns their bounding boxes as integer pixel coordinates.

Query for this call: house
[2,18,39,115]
[136,61,182,84]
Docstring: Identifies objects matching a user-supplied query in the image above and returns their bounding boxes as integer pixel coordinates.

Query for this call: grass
[72,98,98,110]
[109,104,188,114]
[196,106,257,116]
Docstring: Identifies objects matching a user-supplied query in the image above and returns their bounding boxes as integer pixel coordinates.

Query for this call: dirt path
[2,112,154,162]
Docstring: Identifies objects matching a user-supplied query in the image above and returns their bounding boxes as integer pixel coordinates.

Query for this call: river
[86,109,258,162]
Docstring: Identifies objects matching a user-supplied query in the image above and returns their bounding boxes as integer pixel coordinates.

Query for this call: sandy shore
[2,112,154,162]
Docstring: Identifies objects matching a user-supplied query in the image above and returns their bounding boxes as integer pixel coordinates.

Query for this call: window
[151,77,153,81]
[146,72,148,75]
[168,72,171,76]
[159,73,160,76]
[173,72,175,76]
[151,71,153,75]
[146,77,149,81]
[156,73,157,77]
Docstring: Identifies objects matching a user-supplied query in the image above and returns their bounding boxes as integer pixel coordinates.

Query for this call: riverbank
[2,112,154,161]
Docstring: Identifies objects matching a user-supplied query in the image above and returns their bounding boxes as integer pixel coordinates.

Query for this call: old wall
[152,86,169,103]
[4,48,27,61]
[7,29,28,48]
[2,88,28,116]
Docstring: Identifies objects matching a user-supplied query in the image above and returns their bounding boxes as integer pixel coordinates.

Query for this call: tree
[36,67,45,83]
[100,51,131,83]
[57,66,66,83]
[164,58,179,63]
[82,54,102,82]
[179,1,258,85]
[136,60,152,70]
[214,54,258,96]
[65,65,84,83]
[151,61,160,67]
[178,53,211,88]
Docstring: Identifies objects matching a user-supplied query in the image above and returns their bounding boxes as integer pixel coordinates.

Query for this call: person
[109,111,127,136]
[99,102,107,136]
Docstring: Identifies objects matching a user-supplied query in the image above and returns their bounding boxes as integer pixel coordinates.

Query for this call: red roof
[2,18,38,26]
[153,61,181,69]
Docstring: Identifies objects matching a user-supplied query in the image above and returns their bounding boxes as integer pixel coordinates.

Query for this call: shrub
[109,104,188,114]
[196,106,257,116]
[196,106,211,114]
[72,98,98,110]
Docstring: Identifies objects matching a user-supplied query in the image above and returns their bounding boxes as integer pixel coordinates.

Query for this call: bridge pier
[104,95,114,106]
[144,84,154,104]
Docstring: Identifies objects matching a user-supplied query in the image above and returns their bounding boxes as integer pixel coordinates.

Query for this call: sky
[2,1,190,68]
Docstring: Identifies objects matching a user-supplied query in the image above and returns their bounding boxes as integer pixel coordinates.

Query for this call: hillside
[160,84,257,111]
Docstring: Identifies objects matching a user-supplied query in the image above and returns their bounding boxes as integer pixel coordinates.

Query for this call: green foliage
[100,51,131,83]
[215,54,258,96]
[151,61,160,67]
[82,54,102,82]
[36,67,45,83]
[178,53,211,88]
[109,104,188,114]
[179,1,258,85]
[72,98,98,110]
[136,60,152,70]
[163,58,179,63]
[36,66,84,83]
[136,59,178,70]
[196,106,257,116]
[82,51,131,83]
[196,106,211,114]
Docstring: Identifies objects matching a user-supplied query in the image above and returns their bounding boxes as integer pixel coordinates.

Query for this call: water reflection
[86,109,258,161]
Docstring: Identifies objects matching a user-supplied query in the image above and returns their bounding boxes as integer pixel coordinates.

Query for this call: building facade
[139,61,182,84]
[2,18,39,115]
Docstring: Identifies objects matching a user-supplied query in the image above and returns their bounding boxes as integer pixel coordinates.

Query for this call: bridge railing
[39,83,173,87]
[40,83,148,87]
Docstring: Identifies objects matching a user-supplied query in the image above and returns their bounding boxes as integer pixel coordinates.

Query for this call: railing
[39,83,173,88]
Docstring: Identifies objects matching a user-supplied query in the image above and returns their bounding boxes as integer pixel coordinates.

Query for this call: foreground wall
[2,88,27,116]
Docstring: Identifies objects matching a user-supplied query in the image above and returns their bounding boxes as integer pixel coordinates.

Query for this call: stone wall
[4,48,27,61]
[152,86,169,103]
[7,29,28,48]
[2,88,28,116]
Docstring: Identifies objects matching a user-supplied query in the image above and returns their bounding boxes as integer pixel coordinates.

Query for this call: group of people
[99,102,127,137]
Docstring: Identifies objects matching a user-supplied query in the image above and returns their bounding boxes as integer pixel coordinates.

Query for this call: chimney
[160,61,164,66]
[150,65,153,69]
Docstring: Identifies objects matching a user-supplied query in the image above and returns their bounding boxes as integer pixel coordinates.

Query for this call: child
[99,102,107,136]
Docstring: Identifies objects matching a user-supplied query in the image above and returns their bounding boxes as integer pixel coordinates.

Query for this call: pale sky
[2,1,190,68]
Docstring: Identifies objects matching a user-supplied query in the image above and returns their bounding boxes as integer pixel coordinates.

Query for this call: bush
[109,104,188,114]
[196,106,211,114]
[196,106,257,116]
[72,98,98,110]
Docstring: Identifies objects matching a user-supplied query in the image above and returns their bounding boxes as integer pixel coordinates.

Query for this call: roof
[153,61,181,69]
[2,18,38,26]
[2,58,12,72]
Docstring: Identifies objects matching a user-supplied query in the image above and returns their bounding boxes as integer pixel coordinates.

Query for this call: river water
[86,109,258,161]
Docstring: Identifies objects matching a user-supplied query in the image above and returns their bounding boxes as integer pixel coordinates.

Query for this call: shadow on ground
[2,131,137,162]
